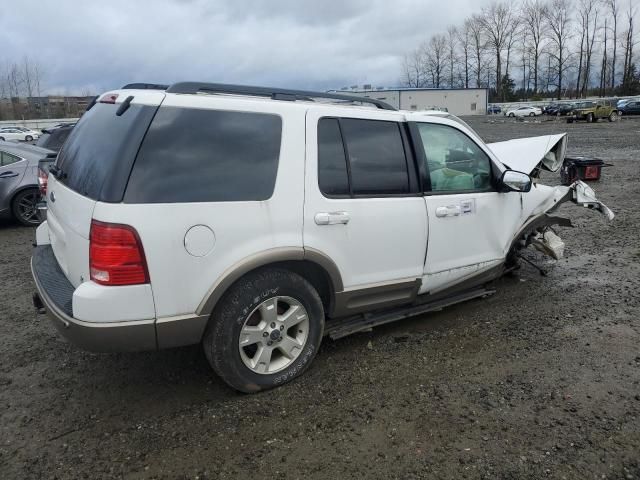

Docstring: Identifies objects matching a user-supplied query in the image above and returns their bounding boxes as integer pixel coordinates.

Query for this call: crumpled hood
[487,133,567,175]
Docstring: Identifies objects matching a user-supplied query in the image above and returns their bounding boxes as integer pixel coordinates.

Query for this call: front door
[303,107,428,314]
[413,120,522,294]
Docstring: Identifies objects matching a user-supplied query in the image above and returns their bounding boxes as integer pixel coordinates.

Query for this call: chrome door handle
[315,211,350,225]
[435,205,461,218]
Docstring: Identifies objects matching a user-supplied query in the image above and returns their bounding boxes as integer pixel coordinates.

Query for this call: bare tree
[469,14,487,87]
[545,0,573,99]
[479,1,518,96]
[426,34,448,88]
[607,0,620,90]
[446,26,459,87]
[575,0,600,97]
[620,0,637,91]
[458,19,474,88]
[600,17,609,96]
[522,0,548,93]
[402,46,428,87]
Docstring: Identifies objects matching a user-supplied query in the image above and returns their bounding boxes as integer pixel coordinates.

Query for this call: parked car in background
[543,103,560,115]
[567,101,619,123]
[504,106,542,117]
[31,82,613,392]
[487,105,502,114]
[0,127,41,142]
[0,141,54,226]
[556,103,576,116]
[36,123,75,152]
[619,100,640,115]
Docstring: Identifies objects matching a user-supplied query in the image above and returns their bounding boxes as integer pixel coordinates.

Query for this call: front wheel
[608,112,618,122]
[529,112,535,117]
[509,113,515,117]
[587,113,594,123]
[25,135,33,142]
[203,268,325,393]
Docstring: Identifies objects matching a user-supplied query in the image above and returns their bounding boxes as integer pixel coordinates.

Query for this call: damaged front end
[489,134,614,268]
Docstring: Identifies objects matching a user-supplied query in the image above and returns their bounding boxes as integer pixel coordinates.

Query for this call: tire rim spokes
[17,192,40,224]
[238,296,309,374]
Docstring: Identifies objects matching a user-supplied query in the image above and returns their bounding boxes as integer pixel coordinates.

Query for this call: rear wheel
[587,113,594,123]
[11,188,41,226]
[509,113,515,117]
[529,112,535,117]
[25,135,33,142]
[203,268,325,393]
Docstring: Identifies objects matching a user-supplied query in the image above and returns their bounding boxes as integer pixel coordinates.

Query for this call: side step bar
[326,287,495,340]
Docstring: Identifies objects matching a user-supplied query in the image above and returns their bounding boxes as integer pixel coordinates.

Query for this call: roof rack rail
[122,83,169,90]
[165,82,397,111]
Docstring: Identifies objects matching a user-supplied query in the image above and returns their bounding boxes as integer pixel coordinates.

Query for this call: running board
[326,287,495,340]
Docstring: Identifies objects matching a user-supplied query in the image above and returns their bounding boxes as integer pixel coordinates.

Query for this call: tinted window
[38,128,72,152]
[318,118,349,196]
[417,123,492,192]
[1,152,21,166]
[56,103,157,200]
[340,119,409,195]
[125,107,282,203]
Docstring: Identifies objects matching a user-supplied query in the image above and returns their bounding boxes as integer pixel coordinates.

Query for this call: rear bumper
[31,245,157,352]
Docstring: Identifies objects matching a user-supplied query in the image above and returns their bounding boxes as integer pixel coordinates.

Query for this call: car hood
[487,133,567,174]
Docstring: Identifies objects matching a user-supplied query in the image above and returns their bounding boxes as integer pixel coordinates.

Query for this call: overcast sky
[1,0,493,95]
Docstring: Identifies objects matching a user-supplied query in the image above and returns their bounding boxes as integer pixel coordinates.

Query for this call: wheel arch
[196,247,343,318]
[10,183,39,209]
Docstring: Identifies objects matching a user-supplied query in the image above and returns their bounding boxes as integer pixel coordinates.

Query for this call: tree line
[402,0,639,101]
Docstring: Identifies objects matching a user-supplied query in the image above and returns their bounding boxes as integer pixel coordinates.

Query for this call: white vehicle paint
[31,83,614,392]
[0,127,40,141]
[504,106,543,117]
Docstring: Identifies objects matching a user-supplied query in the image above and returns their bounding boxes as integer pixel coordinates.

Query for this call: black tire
[587,113,594,123]
[0,137,4,141]
[529,112,535,117]
[608,112,618,122]
[25,135,33,142]
[509,113,515,117]
[11,188,42,226]
[203,268,325,393]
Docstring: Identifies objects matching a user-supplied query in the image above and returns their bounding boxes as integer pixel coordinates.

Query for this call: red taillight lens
[38,167,48,196]
[89,220,149,286]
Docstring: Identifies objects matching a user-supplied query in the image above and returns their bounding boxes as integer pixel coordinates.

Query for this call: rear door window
[56,103,157,201]
[339,119,410,195]
[317,118,350,196]
[124,107,282,203]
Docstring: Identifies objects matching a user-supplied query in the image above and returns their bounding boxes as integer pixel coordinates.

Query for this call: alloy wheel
[238,296,310,374]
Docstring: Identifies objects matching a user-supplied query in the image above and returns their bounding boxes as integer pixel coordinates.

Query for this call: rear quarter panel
[92,96,307,319]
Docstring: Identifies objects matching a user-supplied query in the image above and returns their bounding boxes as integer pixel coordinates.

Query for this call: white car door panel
[413,120,522,294]
[303,108,428,291]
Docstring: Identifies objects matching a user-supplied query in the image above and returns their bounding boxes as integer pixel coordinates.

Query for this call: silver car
[0,141,54,226]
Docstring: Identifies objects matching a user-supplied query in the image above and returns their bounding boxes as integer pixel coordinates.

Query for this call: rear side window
[318,118,349,196]
[125,107,282,203]
[56,103,157,200]
[1,151,21,166]
[340,119,409,195]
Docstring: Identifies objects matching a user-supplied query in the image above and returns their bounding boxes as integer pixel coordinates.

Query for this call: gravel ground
[1,116,639,480]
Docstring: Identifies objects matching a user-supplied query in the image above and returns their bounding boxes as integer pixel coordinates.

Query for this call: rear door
[0,151,27,213]
[304,107,428,313]
[46,91,163,286]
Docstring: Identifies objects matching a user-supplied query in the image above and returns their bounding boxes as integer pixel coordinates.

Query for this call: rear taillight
[89,220,149,286]
[38,167,48,196]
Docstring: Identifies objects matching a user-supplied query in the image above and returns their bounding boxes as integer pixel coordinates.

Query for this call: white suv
[31,82,613,392]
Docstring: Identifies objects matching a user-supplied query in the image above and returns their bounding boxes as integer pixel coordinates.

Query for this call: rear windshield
[37,128,72,152]
[56,103,157,200]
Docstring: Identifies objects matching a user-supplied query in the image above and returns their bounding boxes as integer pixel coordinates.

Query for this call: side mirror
[500,170,532,193]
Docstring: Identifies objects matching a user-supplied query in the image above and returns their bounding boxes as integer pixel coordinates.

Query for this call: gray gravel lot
[1,116,639,480]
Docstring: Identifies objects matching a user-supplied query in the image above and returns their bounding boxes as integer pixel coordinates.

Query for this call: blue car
[487,105,502,114]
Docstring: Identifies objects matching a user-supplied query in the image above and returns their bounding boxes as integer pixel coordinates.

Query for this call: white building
[334,87,489,116]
